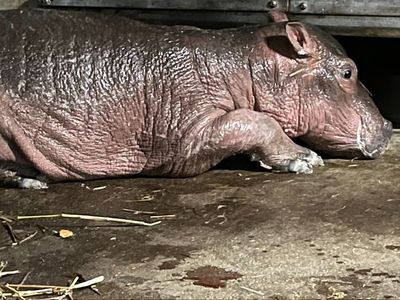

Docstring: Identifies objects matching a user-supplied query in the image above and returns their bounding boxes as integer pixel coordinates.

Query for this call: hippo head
[258,15,392,159]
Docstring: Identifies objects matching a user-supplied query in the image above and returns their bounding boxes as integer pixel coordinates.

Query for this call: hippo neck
[247,48,310,138]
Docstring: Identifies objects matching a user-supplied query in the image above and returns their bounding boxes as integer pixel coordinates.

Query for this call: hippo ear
[285,22,315,57]
[269,11,289,23]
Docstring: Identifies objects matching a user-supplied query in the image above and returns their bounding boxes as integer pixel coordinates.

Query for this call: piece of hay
[0,275,104,299]
[17,213,161,227]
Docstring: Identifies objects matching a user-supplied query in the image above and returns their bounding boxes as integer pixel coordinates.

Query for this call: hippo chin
[0,9,391,189]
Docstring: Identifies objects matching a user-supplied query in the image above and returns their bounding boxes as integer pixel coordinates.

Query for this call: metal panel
[37,0,400,37]
[113,10,400,37]
[293,15,400,37]
[41,0,289,11]
[290,0,400,16]
[117,10,271,28]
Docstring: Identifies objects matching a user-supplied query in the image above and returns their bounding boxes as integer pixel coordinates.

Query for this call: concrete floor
[1,131,400,299]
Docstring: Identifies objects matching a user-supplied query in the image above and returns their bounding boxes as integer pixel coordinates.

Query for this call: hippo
[0,9,392,189]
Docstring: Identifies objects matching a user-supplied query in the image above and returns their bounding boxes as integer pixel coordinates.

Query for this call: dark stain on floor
[385,245,400,251]
[158,259,180,270]
[183,265,242,288]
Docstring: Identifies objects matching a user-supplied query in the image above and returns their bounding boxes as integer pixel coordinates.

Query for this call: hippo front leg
[171,109,324,176]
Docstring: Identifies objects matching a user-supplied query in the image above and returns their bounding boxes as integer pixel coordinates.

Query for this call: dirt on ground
[1,131,400,299]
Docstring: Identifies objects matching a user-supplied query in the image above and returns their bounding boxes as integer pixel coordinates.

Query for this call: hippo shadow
[212,154,265,172]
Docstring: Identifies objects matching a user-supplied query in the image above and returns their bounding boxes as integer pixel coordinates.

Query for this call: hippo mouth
[357,119,393,159]
[298,118,392,160]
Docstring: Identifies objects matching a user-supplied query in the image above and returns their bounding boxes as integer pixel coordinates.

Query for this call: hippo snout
[359,119,392,159]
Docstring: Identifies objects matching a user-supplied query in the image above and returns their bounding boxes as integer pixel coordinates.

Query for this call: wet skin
[0,10,392,188]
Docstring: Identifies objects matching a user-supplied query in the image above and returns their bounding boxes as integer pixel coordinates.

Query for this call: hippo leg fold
[202,109,324,175]
[0,163,48,189]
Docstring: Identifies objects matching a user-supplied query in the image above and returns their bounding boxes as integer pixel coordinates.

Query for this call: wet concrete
[1,130,400,299]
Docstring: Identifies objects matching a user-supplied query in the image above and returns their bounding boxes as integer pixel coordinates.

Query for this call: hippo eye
[343,69,352,79]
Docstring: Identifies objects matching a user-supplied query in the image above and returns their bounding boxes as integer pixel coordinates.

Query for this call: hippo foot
[288,150,324,173]
[18,178,49,189]
[0,169,49,189]
[288,159,314,174]
[281,149,324,174]
[253,148,324,174]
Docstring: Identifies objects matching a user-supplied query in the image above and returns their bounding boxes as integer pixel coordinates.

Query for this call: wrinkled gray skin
[0,10,392,189]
